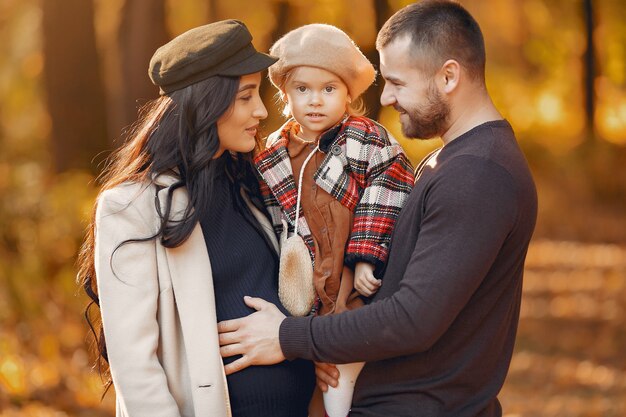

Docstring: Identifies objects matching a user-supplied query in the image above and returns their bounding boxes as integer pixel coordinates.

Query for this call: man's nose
[380,84,395,107]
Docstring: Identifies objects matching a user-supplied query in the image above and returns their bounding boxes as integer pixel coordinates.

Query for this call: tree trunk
[207,0,219,22]
[42,0,109,174]
[116,0,169,137]
[362,0,392,121]
[583,0,596,143]
[262,0,292,112]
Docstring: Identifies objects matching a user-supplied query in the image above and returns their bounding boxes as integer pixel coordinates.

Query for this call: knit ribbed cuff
[279,316,314,361]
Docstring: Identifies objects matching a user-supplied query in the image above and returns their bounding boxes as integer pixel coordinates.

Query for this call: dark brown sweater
[280,120,537,417]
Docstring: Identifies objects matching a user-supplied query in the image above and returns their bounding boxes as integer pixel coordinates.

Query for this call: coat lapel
[154,178,231,416]
[254,117,347,229]
[254,121,301,227]
[240,188,279,254]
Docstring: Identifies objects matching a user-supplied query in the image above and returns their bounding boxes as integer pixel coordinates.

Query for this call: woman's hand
[354,262,381,297]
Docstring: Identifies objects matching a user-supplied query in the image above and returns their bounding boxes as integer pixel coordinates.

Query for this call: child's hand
[354,262,381,297]
[314,362,339,392]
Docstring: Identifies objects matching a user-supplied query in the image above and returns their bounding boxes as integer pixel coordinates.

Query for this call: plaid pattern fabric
[254,116,414,272]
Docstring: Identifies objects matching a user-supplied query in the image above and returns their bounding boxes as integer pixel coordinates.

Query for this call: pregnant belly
[224,356,315,417]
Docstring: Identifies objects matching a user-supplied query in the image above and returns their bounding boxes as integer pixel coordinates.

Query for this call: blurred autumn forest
[0,0,624,416]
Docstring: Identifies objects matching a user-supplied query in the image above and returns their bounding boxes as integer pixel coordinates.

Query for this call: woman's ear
[439,59,460,94]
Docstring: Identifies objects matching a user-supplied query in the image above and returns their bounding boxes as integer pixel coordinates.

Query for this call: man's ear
[438,59,460,94]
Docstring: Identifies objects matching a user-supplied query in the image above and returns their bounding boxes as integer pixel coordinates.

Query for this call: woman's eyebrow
[238,83,257,92]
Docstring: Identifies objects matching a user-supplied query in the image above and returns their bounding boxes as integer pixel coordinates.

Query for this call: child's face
[282,66,350,141]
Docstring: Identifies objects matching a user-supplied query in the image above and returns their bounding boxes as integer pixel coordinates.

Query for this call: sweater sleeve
[95,186,182,417]
[280,156,518,363]
[344,126,414,275]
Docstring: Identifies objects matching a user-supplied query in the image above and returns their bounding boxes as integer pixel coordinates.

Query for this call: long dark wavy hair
[77,74,266,392]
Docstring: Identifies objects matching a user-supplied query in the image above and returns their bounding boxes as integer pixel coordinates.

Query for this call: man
[218,1,537,416]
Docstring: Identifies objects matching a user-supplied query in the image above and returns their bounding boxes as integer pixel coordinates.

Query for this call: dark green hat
[149,19,278,95]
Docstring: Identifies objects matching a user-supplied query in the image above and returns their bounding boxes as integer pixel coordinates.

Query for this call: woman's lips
[245,124,259,135]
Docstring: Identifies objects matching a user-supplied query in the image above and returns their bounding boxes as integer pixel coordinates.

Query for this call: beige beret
[268,24,376,99]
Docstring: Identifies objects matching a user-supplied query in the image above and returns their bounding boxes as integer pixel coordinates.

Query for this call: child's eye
[324,86,335,93]
[297,86,307,93]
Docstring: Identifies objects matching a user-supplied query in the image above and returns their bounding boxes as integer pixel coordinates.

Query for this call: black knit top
[199,158,315,417]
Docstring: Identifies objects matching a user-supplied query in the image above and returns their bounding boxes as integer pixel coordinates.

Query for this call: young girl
[254,24,414,417]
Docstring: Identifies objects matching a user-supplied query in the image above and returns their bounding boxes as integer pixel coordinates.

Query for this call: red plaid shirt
[254,116,414,272]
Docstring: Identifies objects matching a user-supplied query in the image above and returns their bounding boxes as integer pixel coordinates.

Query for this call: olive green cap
[149,19,277,95]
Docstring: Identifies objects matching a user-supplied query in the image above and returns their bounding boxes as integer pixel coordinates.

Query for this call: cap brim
[219,52,278,77]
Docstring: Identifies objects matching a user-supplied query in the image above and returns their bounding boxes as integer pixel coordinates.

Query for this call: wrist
[278,315,314,361]
[355,261,375,273]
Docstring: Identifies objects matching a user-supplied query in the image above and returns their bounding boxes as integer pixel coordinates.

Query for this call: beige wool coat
[94,172,279,417]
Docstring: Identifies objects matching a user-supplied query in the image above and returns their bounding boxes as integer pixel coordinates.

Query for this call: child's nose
[309,91,322,105]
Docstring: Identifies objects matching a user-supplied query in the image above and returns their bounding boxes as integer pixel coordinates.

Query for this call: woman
[77,20,315,417]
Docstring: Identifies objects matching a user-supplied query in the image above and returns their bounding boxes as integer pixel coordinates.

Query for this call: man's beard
[397,83,450,139]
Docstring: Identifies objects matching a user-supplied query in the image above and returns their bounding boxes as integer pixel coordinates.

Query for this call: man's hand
[217,296,287,375]
[314,362,339,392]
[354,262,381,297]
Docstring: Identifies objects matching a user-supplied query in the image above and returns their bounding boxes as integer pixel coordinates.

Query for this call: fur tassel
[278,235,315,316]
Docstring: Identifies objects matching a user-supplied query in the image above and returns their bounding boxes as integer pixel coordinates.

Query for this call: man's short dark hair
[376,0,486,82]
